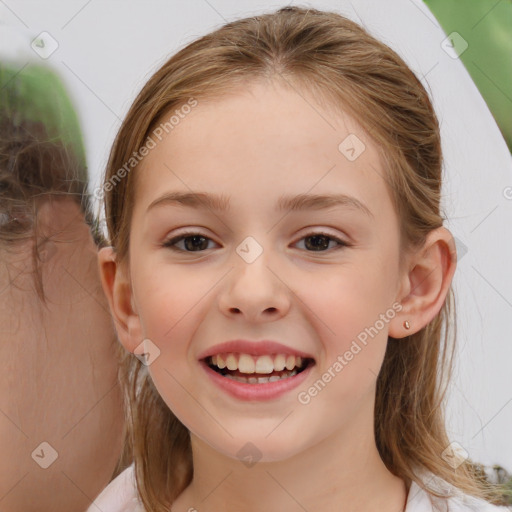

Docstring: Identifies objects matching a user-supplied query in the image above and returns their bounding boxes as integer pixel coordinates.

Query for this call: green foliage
[424,0,512,153]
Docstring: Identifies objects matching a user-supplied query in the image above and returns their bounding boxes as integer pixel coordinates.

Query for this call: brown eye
[162,233,216,252]
[294,232,349,252]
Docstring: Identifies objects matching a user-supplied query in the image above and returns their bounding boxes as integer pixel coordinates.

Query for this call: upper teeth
[210,353,304,374]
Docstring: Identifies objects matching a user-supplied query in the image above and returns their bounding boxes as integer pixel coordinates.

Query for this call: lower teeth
[223,369,298,384]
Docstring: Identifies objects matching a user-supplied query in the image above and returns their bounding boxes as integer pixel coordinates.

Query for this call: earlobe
[97,246,143,352]
[389,227,457,338]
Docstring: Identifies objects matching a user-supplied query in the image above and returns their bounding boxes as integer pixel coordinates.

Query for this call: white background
[2,0,511,472]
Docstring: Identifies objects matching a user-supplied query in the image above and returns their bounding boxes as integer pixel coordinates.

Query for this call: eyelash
[161,230,350,253]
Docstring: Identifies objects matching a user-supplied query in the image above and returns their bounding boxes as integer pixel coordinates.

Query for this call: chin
[197,433,307,465]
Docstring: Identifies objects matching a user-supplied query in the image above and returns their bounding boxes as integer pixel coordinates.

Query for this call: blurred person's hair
[0,62,96,299]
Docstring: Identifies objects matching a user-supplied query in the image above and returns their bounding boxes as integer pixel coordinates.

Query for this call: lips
[197,340,315,397]
[199,357,314,400]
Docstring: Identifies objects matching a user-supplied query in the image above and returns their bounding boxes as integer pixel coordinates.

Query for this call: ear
[388,226,457,338]
[97,247,143,352]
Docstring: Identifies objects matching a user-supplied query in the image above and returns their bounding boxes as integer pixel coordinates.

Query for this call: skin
[99,79,456,512]
[0,198,124,511]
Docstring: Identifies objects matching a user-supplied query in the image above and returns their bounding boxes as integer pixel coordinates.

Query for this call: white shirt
[88,464,511,512]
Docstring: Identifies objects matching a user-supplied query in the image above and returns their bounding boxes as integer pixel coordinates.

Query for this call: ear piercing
[403,320,411,330]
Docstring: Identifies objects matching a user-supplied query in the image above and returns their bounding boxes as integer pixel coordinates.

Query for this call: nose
[217,244,291,322]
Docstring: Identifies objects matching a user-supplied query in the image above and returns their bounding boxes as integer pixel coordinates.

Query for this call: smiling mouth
[205,353,315,384]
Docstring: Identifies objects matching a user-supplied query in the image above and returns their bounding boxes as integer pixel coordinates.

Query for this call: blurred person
[0,61,126,511]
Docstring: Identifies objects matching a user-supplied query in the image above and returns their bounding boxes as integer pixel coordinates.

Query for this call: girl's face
[124,80,407,462]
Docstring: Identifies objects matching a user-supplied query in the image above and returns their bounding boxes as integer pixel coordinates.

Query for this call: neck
[172,406,407,512]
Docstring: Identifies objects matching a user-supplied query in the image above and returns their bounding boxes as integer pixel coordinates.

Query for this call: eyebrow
[146,191,373,218]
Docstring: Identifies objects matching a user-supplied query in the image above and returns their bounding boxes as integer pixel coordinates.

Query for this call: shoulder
[406,474,511,512]
[87,464,145,512]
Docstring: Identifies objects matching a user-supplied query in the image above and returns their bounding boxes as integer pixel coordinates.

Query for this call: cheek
[134,265,211,424]
[306,259,396,336]
[135,263,217,342]
[300,258,398,386]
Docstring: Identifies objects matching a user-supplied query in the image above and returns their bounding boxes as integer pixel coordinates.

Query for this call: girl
[94,6,510,512]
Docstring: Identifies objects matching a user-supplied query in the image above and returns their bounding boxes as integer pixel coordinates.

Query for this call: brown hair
[102,6,506,509]
[0,63,91,301]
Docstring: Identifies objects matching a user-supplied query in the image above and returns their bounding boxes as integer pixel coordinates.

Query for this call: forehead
[134,80,394,222]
